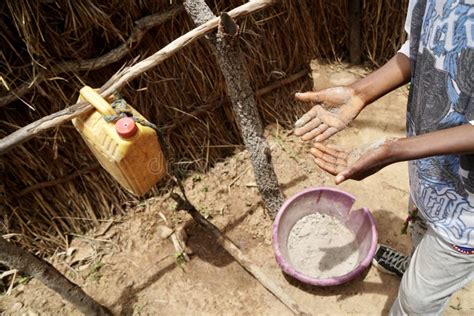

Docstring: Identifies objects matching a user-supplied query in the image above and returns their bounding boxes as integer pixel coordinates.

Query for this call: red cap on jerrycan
[115,117,138,138]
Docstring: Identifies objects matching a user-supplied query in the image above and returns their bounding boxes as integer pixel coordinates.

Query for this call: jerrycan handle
[79,86,116,116]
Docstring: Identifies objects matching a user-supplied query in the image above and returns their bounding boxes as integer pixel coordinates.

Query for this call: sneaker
[372,244,409,277]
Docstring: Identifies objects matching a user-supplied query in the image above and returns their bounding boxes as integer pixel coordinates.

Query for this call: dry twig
[170,186,309,316]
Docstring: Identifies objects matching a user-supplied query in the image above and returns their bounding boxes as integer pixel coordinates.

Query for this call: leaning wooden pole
[170,192,309,316]
[0,0,275,155]
[184,0,283,217]
[0,238,111,315]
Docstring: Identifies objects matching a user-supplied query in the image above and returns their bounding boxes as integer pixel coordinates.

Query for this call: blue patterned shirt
[400,0,474,247]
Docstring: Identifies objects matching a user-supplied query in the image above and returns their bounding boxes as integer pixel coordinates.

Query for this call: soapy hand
[294,87,363,142]
[310,138,399,184]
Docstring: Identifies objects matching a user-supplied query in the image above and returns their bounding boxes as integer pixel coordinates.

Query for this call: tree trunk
[183,0,283,218]
[0,238,111,315]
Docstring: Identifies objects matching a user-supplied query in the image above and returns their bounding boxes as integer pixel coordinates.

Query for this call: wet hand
[294,87,363,142]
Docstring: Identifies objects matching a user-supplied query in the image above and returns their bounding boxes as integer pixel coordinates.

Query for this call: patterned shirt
[399,0,474,247]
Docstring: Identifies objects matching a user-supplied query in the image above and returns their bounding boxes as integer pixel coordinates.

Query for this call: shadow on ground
[281,208,408,314]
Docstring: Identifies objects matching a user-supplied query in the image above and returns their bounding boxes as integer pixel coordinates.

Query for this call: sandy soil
[1,64,472,315]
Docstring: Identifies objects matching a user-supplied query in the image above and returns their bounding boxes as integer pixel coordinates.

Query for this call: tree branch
[0,7,183,108]
[14,163,100,198]
[0,0,275,155]
[0,238,111,315]
[184,0,283,217]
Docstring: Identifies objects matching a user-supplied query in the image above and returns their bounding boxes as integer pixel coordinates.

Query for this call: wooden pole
[0,238,111,315]
[184,0,284,217]
[348,0,362,64]
[0,0,275,156]
[170,192,310,316]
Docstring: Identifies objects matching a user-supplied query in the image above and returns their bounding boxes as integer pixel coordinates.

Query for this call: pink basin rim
[272,187,378,286]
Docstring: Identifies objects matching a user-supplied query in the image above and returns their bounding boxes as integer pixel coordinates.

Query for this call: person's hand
[310,138,399,184]
[294,87,364,142]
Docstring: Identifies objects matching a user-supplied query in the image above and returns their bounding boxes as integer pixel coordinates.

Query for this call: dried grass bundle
[361,0,409,66]
[0,0,407,255]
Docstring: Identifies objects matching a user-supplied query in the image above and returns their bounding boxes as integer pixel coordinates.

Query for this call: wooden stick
[169,223,191,262]
[170,192,310,316]
[100,0,276,99]
[0,7,183,108]
[14,163,100,198]
[0,0,275,156]
[165,69,308,131]
[256,69,308,98]
[0,238,111,315]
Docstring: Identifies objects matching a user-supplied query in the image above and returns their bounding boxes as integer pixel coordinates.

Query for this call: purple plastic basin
[272,187,378,286]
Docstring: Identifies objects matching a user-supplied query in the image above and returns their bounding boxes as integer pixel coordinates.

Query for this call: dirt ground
[1,64,473,315]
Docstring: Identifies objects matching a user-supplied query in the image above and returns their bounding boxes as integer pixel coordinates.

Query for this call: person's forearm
[389,125,474,162]
[349,53,411,110]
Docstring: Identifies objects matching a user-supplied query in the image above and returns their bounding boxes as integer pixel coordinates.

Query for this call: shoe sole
[371,258,398,276]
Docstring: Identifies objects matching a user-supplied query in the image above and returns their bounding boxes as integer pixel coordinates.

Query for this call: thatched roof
[0,0,408,255]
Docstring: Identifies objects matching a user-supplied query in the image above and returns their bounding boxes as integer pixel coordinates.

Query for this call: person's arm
[389,124,474,160]
[349,52,411,111]
[310,125,474,184]
[294,53,411,142]
[347,0,414,109]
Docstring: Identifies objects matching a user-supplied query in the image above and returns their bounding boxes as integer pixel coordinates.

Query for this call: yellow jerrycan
[72,86,166,196]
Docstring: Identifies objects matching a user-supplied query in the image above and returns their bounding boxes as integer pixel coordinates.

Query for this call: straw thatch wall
[1,0,408,255]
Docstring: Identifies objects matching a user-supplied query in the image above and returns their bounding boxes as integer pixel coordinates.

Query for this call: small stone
[10,302,23,312]
[156,225,173,239]
[15,284,25,294]
[78,263,91,271]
